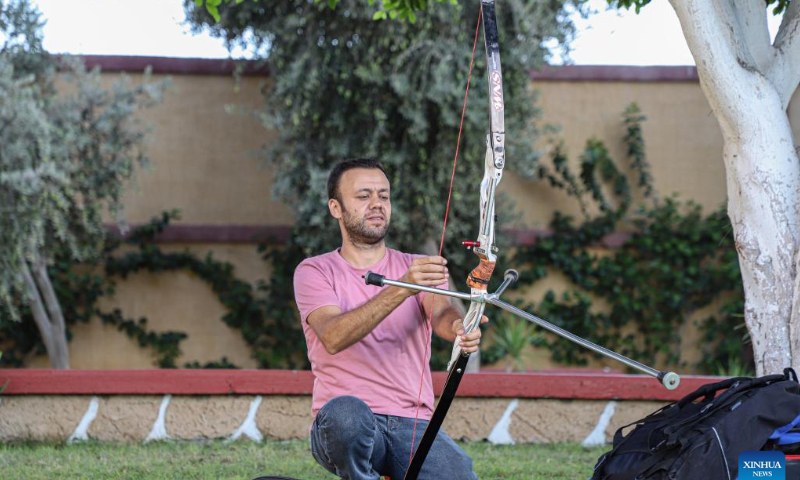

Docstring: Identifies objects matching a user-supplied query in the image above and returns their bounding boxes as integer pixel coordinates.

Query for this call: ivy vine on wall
[0,214,188,368]
[0,211,309,370]
[510,103,750,374]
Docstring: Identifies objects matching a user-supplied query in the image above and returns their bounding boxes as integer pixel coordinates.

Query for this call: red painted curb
[0,369,718,401]
[0,369,313,396]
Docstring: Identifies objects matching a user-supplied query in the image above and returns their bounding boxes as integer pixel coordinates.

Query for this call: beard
[342,207,389,246]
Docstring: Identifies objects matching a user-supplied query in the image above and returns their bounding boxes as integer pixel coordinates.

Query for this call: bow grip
[363,271,385,287]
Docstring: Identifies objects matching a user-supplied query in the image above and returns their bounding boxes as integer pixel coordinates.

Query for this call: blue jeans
[310,395,478,480]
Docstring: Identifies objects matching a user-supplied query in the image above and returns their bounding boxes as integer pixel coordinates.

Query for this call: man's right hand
[398,256,449,296]
[308,255,448,354]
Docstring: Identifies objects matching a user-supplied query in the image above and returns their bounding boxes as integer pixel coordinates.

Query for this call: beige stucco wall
[22,69,800,371]
[117,74,800,230]
[509,81,724,227]
[508,80,798,228]
[114,72,294,226]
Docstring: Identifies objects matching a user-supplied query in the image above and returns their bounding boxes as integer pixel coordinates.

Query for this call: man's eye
[381,196,389,201]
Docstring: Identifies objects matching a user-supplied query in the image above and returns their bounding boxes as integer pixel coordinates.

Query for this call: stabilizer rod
[364,270,680,390]
[364,271,479,302]
[486,296,679,390]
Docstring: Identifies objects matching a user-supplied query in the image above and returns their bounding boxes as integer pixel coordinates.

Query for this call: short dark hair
[327,158,388,202]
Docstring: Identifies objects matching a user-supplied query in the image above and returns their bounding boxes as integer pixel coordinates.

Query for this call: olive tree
[0,0,165,368]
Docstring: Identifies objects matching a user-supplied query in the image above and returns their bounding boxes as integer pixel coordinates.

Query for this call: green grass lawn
[0,439,607,479]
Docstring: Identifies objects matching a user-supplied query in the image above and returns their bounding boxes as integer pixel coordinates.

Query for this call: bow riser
[469,136,503,280]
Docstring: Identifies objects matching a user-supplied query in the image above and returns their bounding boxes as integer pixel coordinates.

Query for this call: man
[293,158,486,480]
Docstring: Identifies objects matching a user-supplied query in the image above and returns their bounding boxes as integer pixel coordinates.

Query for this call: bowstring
[407,7,484,467]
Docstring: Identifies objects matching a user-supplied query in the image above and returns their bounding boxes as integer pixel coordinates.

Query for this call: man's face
[331,168,391,245]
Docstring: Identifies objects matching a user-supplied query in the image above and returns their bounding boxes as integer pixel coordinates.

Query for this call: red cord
[407,7,484,467]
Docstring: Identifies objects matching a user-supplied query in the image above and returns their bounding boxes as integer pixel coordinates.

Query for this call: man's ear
[328,198,342,219]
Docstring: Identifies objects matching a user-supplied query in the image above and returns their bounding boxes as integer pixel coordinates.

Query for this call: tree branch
[31,257,70,369]
[732,0,772,72]
[669,0,776,136]
[768,0,800,109]
[774,0,800,47]
[20,261,58,367]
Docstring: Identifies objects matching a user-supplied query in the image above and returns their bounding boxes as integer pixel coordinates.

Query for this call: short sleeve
[293,260,341,323]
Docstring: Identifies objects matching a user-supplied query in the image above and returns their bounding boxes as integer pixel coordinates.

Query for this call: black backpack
[592,368,800,480]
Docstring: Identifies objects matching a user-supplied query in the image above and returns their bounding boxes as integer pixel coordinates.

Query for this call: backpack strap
[675,377,743,408]
[595,412,671,479]
[665,386,758,444]
[594,404,681,479]
[611,402,675,445]
[770,413,800,444]
[674,373,785,409]
[624,444,680,479]
[665,375,789,446]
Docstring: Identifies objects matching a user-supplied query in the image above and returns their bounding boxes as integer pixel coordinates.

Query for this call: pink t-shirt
[293,248,439,419]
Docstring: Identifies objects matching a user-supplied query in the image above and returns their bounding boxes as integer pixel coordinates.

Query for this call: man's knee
[317,395,374,440]
[313,396,382,477]
[422,433,477,480]
[450,455,476,480]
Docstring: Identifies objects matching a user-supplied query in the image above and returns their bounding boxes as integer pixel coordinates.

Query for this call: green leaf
[206,5,221,22]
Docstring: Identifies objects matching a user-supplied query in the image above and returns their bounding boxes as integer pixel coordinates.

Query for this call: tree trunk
[20,259,70,369]
[32,258,70,369]
[723,126,799,375]
[670,0,800,375]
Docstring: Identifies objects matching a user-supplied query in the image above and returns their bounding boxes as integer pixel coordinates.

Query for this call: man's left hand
[453,315,489,353]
